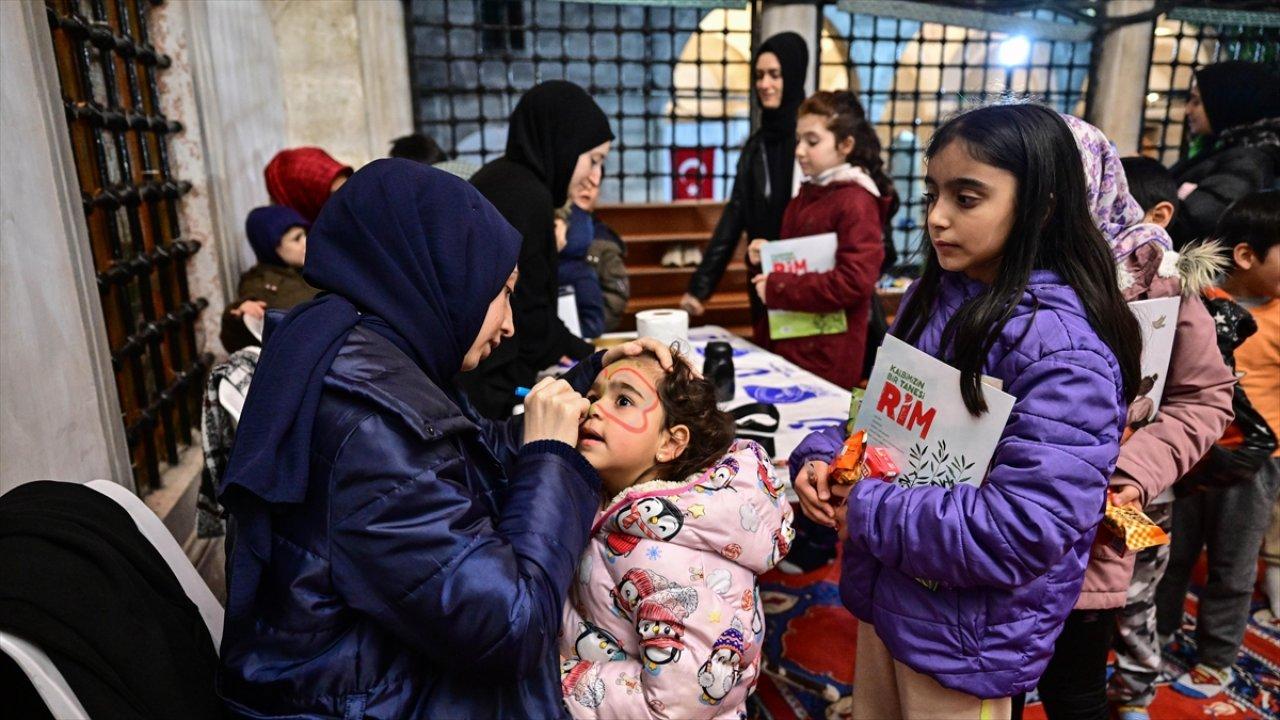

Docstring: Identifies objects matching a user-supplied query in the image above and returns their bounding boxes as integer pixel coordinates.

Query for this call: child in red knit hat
[263,147,352,222]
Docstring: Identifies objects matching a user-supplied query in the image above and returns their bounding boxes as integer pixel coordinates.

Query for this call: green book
[760,232,848,340]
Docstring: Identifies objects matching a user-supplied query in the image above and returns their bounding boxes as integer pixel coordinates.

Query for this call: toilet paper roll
[635,309,691,355]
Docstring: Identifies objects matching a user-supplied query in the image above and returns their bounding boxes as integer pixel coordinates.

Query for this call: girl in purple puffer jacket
[789,104,1143,719]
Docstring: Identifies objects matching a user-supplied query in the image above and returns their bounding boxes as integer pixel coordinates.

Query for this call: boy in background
[1155,190,1280,702]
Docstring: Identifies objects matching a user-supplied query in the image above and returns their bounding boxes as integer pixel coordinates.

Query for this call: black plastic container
[702,341,735,402]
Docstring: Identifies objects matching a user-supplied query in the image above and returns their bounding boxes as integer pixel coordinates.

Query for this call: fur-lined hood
[1116,240,1229,301]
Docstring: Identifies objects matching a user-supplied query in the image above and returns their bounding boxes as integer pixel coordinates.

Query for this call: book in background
[1125,296,1181,434]
[558,286,583,338]
[851,335,1015,489]
[760,232,848,341]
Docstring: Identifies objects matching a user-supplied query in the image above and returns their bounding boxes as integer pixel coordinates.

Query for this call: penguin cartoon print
[697,627,747,705]
[561,659,606,709]
[698,457,740,494]
[769,513,795,568]
[575,620,626,663]
[610,568,670,619]
[605,496,684,560]
[577,550,593,587]
[636,602,688,674]
[757,459,785,501]
[744,439,772,469]
[635,588,698,675]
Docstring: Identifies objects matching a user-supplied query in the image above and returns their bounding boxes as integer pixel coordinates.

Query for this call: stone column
[1087,0,1156,155]
[759,1,820,95]
[269,0,413,168]
[356,0,415,159]
[1,0,132,491]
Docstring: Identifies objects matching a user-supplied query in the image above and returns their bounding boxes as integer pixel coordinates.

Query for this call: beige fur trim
[1177,241,1231,296]
[603,478,690,509]
[1117,264,1136,292]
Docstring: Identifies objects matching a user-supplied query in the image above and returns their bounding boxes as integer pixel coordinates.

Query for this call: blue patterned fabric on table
[688,326,852,482]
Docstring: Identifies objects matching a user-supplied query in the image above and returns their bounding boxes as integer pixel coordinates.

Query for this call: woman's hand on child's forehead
[601,337,677,372]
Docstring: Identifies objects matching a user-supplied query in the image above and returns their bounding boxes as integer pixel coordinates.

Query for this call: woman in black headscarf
[682,32,809,320]
[217,160,671,718]
[462,80,615,418]
[1170,60,1280,246]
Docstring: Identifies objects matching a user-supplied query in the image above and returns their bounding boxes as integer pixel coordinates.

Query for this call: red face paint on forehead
[595,364,661,434]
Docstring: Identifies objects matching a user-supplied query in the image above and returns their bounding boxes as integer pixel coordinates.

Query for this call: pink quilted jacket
[559,440,793,718]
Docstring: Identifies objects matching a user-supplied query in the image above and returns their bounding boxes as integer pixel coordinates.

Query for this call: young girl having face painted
[559,351,794,718]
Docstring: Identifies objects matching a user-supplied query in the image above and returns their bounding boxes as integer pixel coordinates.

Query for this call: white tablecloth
[687,326,852,479]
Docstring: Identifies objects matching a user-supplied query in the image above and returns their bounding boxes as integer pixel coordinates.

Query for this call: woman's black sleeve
[687,146,753,301]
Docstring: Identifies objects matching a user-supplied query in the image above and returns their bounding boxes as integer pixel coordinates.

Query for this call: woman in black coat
[681,32,809,320]
[461,81,615,418]
[1171,60,1280,246]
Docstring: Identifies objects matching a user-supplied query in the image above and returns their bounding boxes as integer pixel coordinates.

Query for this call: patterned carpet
[749,556,1280,720]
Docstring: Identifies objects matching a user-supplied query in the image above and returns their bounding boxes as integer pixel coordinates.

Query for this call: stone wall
[269,0,413,170]
[1,0,131,492]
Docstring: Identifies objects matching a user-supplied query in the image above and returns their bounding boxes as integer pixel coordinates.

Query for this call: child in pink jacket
[1032,116,1235,720]
[559,352,793,718]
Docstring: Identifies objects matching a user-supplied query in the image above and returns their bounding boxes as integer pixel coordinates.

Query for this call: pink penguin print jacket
[559,440,794,719]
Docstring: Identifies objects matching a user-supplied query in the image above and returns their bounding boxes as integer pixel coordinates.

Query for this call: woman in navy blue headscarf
[217,159,670,718]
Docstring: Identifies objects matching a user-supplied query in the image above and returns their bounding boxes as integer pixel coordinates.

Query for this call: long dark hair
[894,104,1142,415]
[797,91,901,220]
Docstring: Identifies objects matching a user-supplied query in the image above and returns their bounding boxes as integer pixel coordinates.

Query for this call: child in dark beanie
[219,206,319,353]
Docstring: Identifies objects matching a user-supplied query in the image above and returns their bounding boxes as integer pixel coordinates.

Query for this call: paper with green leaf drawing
[851,335,1015,489]
[760,232,848,340]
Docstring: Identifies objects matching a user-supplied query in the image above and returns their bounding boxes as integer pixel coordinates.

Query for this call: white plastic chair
[86,480,224,652]
[0,631,90,720]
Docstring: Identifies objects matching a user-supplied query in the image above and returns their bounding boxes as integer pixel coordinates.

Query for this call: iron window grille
[406,0,757,203]
[45,0,208,495]
[1142,7,1280,167]
[819,0,1095,265]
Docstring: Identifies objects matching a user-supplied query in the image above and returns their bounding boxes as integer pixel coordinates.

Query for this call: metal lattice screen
[45,0,208,495]
[406,0,756,203]
[819,2,1094,264]
[1143,10,1280,166]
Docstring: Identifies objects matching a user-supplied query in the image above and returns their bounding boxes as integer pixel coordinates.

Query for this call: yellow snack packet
[1102,503,1170,555]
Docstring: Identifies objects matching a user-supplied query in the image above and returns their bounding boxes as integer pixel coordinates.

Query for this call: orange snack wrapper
[829,431,868,485]
[1102,503,1170,555]
[829,431,899,486]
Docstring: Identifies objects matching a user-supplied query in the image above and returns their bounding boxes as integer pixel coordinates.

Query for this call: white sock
[1266,565,1280,618]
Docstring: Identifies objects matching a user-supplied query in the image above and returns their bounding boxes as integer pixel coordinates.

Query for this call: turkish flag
[672,148,715,200]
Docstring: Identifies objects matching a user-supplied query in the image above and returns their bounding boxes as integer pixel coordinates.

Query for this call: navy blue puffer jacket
[218,324,603,719]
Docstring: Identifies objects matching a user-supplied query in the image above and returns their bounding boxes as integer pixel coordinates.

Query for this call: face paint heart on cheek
[596,366,660,434]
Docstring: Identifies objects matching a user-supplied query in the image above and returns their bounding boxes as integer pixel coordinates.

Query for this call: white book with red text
[852,335,1015,488]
